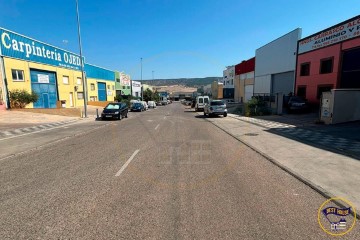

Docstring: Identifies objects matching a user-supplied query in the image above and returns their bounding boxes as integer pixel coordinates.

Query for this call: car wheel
[125,112,128,118]
[119,114,122,120]
[224,113,227,117]
[203,111,206,116]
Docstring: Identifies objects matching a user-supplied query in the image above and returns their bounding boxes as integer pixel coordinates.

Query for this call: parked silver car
[204,100,227,117]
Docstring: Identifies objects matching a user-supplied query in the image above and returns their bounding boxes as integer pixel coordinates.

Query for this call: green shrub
[245,97,271,116]
[9,89,38,108]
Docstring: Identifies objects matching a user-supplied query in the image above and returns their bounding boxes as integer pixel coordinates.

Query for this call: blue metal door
[30,70,57,108]
[97,82,106,101]
[43,93,49,108]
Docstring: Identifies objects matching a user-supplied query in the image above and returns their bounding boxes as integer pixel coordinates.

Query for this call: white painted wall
[132,80,142,97]
[222,66,235,89]
[254,28,301,94]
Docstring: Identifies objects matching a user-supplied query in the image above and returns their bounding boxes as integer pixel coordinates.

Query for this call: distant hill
[139,77,221,88]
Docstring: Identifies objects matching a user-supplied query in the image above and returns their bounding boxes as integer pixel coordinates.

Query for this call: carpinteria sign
[0,28,83,70]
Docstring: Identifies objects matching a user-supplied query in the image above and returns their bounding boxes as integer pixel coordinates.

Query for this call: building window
[300,63,310,76]
[112,85,115,90]
[62,76,69,84]
[11,69,24,81]
[320,58,333,74]
[77,77,82,85]
[122,86,126,89]
[77,92,84,99]
[127,86,131,89]
[317,85,333,99]
[116,78,120,83]
[90,83,95,91]
[107,85,110,90]
[297,86,306,98]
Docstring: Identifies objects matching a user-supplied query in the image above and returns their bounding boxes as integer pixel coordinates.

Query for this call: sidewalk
[0,110,81,139]
[202,113,360,213]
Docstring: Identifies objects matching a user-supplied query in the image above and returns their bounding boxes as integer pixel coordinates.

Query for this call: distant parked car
[130,99,140,108]
[225,99,236,104]
[130,102,145,112]
[204,100,227,117]
[195,96,210,111]
[287,96,309,113]
[148,101,156,108]
[101,103,128,120]
[141,101,148,110]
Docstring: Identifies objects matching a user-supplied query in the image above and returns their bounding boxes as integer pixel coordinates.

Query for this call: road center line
[155,124,160,130]
[115,149,140,177]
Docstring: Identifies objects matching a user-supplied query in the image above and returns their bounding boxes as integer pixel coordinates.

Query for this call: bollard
[96,108,99,119]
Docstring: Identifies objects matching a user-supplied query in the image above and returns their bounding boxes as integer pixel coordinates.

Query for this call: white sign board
[37,74,49,83]
[299,17,360,54]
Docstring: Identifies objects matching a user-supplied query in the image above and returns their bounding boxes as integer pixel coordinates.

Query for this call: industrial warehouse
[0,27,131,110]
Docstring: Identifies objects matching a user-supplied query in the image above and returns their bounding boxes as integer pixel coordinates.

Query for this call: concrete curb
[200,112,359,220]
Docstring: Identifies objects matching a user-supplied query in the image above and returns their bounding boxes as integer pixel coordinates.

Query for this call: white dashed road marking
[115,149,140,177]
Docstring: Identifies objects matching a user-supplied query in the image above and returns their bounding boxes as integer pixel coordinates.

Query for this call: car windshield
[210,101,225,106]
[290,97,305,103]
[133,103,142,107]
[204,98,209,103]
[105,104,120,110]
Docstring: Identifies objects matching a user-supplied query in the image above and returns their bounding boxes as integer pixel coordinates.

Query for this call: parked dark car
[101,103,128,120]
[287,96,309,113]
[130,102,145,112]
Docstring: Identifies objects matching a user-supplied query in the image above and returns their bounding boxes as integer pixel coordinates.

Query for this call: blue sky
[0,0,359,79]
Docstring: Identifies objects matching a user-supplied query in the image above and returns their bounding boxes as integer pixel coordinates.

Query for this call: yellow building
[85,64,115,102]
[211,81,223,99]
[0,27,88,108]
[0,27,116,109]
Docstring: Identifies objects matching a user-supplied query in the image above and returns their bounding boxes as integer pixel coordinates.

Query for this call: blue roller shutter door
[98,82,106,101]
[30,70,57,108]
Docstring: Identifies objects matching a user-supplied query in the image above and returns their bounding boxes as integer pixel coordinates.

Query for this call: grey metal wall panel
[255,28,301,77]
[271,71,295,95]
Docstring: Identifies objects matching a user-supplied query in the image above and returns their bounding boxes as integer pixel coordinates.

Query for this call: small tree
[9,89,38,108]
[143,88,153,102]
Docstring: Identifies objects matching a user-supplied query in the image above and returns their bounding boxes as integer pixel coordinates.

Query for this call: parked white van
[195,96,210,111]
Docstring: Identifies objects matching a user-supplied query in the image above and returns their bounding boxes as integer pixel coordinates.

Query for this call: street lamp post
[152,70,154,80]
[76,0,87,118]
[140,58,143,100]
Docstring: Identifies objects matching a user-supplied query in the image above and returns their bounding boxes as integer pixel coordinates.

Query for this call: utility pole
[140,58,143,100]
[152,70,154,80]
[76,0,87,117]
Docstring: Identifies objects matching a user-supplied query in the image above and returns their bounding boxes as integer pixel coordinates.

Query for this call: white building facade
[222,65,235,99]
[254,28,302,96]
[132,80,142,98]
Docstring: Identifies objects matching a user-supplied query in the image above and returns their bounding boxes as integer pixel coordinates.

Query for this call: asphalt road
[0,103,359,239]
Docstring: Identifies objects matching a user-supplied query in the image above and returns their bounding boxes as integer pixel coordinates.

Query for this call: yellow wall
[87,78,115,102]
[3,57,89,108]
[3,57,116,108]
